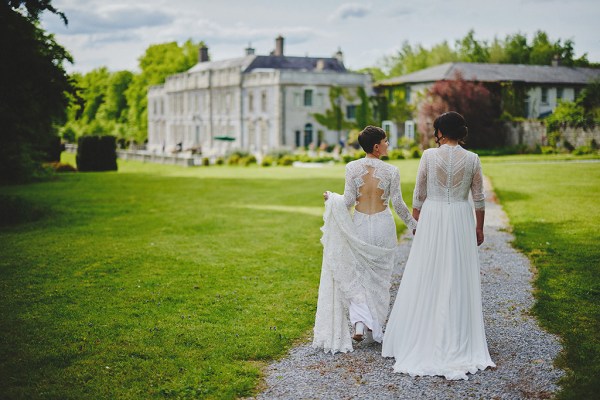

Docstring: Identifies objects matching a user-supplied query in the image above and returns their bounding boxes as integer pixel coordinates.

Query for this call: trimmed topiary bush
[76,135,118,172]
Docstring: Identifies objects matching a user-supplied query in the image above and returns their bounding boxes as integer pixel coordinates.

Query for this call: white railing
[64,144,203,167]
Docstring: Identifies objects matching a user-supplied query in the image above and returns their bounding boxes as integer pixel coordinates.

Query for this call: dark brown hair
[357,126,387,153]
[433,112,468,142]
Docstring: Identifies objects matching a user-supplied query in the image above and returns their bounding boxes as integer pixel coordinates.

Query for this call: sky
[41,0,600,74]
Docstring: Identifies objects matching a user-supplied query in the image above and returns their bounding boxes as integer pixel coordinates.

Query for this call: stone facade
[147,38,371,156]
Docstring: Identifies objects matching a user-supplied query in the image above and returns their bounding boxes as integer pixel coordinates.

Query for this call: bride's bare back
[343,158,417,231]
[355,166,386,214]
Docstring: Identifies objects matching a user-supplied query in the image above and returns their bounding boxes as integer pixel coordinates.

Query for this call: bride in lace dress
[382,112,495,380]
[313,126,417,354]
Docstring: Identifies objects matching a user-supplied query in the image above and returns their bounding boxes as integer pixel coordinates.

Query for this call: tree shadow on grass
[0,194,49,227]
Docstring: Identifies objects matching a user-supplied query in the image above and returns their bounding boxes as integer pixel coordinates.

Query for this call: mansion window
[346,105,356,120]
[261,91,267,112]
[304,89,313,107]
[541,87,548,104]
[304,123,313,147]
[249,92,254,112]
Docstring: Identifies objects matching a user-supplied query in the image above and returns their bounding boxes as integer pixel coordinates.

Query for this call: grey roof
[376,62,600,86]
[244,56,345,72]
[186,55,346,74]
[187,55,257,73]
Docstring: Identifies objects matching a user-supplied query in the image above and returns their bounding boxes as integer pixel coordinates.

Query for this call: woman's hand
[323,191,330,201]
[476,228,484,246]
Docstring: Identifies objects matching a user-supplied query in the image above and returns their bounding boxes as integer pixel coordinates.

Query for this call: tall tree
[0,1,73,183]
[456,30,490,63]
[125,40,201,142]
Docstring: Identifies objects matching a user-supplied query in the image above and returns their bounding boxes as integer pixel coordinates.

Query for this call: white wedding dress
[382,144,495,380]
[313,158,417,354]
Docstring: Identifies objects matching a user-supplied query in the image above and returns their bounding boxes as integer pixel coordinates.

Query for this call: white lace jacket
[343,158,418,231]
[412,145,485,211]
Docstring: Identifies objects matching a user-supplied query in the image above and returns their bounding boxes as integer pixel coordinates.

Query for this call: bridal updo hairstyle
[433,111,468,143]
[358,125,387,153]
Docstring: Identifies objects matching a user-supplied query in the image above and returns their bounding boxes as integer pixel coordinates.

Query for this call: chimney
[199,44,209,63]
[334,47,344,64]
[245,43,255,56]
[551,54,561,67]
[316,59,326,71]
[274,35,284,56]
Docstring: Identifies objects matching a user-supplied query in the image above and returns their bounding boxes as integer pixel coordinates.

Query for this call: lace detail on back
[413,145,485,210]
[344,158,417,230]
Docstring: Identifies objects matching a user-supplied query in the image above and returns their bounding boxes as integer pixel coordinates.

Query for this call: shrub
[227,154,241,165]
[388,149,405,160]
[239,155,257,166]
[410,146,422,158]
[215,157,225,165]
[261,156,274,167]
[573,145,595,155]
[43,136,63,162]
[277,155,296,166]
[202,157,210,166]
[43,162,76,172]
[540,146,556,155]
[76,135,118,172]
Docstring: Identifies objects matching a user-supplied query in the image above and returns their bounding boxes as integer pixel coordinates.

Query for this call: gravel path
[255,178,564,400]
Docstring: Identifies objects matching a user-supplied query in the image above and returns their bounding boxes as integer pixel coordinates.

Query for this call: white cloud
[328,3,371,22]
[44,5,172,35]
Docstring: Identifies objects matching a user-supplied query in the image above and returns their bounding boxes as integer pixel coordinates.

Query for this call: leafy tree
[0,1,73,183]
[312,87,355,142]
[488,37,506,63]
[417,72,501,149]
[529,31,555,65]
[125,40,201,142]
[100,70,134,123]
[456,30,490,63]
[355,87,377,129]
[503,33,530,64]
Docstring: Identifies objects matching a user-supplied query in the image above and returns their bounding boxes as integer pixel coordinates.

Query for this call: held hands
[476,228,484,246]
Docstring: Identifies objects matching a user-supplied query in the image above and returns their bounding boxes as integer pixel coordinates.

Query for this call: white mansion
[147,36,371,155]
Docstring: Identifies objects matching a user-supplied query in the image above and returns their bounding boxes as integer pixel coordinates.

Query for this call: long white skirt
[382,200,495,380]
[349,208,398,342]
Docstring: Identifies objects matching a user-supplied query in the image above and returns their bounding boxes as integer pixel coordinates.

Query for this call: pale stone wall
[560,126,600,148]
[501,121,599,149]
[501,120,546,148]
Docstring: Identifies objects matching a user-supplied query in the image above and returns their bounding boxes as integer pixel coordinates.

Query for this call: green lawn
[484,156,600,400]
[0,153,417,399]
[0,153,598,399]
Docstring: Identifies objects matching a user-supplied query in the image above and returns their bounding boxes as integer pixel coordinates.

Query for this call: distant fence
[64,144,203,167]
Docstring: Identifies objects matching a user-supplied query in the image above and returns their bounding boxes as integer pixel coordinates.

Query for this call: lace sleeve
[343,164,356,209]
[391,167,418,230]
[471,155,485,211]
[412,150,428,210]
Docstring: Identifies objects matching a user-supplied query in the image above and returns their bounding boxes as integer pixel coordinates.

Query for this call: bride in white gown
[313,126,417,354]
[382,112,495,380]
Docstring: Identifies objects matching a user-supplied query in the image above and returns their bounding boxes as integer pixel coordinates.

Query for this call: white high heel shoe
[353,321,365,341]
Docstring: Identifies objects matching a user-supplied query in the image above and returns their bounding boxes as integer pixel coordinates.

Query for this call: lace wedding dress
[382,144,496,380]
[313,158,417,354]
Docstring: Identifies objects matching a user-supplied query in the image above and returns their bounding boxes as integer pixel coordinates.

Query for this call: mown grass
[484,156,600,400]
[1,152,598,399]
[0,153,417,399]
